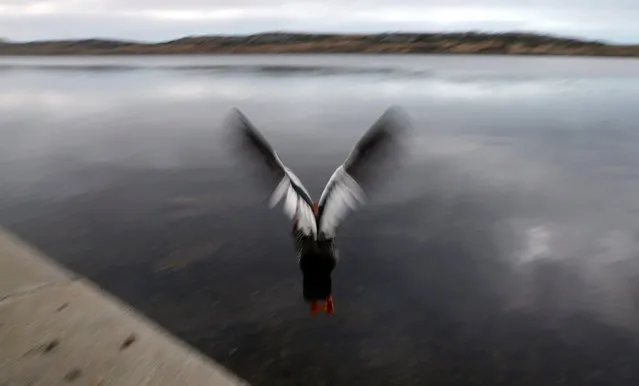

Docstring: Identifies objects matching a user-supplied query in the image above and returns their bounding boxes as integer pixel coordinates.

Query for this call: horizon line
[1,29,633,46]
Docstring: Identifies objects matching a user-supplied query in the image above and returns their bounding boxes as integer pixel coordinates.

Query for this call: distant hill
[1,32,639,57]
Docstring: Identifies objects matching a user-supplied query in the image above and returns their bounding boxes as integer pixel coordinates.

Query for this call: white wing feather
[229,106,409,242]
[315,106,410,239]
[316,165,366,239]
[228,107,318,238]
[269,166,318,237]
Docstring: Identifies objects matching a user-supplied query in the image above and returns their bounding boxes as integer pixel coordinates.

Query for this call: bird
[226,106,411,315]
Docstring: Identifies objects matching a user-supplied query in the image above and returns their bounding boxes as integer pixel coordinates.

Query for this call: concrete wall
[0,228,250,386]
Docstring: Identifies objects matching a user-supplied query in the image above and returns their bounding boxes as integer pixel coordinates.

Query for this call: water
[2,54,639,385]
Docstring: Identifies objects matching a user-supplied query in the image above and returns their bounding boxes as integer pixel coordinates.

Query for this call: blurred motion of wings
[225,106,412,238]
[225,108,318,236]
[341,106,412,192]
[225,108,287,191]
[315,106,412,238]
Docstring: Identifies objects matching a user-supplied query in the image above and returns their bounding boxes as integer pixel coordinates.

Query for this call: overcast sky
[1,0,638,43]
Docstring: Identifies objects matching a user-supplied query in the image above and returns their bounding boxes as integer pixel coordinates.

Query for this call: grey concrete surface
[0,229,250,386]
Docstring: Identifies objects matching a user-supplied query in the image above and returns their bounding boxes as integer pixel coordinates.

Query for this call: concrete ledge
[0,229,250,386]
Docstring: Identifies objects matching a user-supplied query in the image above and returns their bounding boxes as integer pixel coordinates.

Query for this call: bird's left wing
[316,106,411,240]
[226,108,318,237]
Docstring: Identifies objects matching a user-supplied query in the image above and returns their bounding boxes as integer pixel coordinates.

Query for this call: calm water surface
[2,55,639,385]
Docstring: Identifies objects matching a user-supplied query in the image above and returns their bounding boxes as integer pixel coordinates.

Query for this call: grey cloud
[93,0,639,12]
[89,0,639,8]
[4,0,639,11]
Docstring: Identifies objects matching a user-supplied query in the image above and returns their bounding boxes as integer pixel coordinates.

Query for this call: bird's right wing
[316,106,411,239]
[226,108,318,237]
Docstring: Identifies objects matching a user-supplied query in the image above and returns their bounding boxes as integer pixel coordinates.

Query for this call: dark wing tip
[227,107,256,131]
[343,106,413,186]
[373,105,413,140]
[226,108,261,141]
[224,107,286,187]
[226,108,276,156]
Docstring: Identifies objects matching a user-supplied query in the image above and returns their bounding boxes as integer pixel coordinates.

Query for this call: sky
[1,0,639,44]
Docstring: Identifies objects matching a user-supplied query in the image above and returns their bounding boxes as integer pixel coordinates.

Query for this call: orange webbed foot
[309,301,320,316]
[323,297,334,315]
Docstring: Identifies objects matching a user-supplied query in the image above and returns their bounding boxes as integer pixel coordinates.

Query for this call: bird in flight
[227,107,411,315]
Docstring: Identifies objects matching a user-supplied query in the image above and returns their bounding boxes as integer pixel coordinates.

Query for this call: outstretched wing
[226,108,318,237]
[316,106,411,239]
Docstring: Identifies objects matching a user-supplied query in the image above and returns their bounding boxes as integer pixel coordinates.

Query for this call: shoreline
[1,52,639,59]
[2,32,638,58]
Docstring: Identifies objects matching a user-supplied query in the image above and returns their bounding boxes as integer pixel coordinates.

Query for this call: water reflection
[1,55,639,385]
